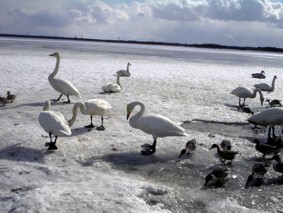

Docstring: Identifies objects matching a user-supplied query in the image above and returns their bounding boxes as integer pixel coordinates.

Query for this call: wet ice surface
[1,37,283,212]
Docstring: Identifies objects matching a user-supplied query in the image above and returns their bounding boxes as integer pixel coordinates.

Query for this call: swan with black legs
[48,52,81,103]
[38,100,71,150]
[230,86,264,106]
[126,101,188,155]
[68,99,111,130]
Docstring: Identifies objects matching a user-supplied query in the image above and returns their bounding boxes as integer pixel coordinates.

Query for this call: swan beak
[49,53,55,56]
[126,109,132,120]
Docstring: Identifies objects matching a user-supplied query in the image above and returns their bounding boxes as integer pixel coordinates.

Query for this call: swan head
[126,103,134,120]
[128,62,131,66]
[49,52,60,57]
[43,100,51,111]
[209,143,219,150]
[261,70,265,74]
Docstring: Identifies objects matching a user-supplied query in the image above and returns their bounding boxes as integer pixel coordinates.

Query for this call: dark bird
[251,70,266,79]
[241,106,254,115]
[271,155,283,177]
[266,99,281,107]
[253,139,277,158]
[220,140,232,151]
[204,166,231,187]
[178,138,197,158]
[245,162,270,188]
[209,144,238,165]
[6,91,16,102]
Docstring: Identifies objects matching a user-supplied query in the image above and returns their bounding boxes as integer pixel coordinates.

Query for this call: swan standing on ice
[251,70,266,79]
[254,75,277,92]
[248,108,283,138]
[68,99,112,130]
[48,52,81,103]
[101,72,122,93]
[126,101,188,155]
[230,86,264,106]
[116,62,131,77]
[38,100,71,150]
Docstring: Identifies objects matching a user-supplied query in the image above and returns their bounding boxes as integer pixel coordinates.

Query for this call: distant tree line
[0,33,282,53]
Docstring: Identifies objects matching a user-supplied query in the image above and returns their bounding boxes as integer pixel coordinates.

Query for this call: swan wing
[49,78,81,97]
[39,111,71,136]
[85,99,112,114]
[254,83,271,91]
[101,84,121,93]
[230,87,253,98]
[131,114,187,138]
[248,108,283,126]
[116,70,131,77]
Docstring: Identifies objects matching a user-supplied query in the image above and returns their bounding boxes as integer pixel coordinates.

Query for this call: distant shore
[1,33,283,53]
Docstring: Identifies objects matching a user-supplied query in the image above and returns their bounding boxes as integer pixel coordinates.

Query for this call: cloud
[0,0,282,46]
[70,1,129,24]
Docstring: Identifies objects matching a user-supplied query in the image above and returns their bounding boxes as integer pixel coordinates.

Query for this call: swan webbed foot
[141,149,155,155]
[63,100,71,104]
[85,124,95,128]
[141,143,156,155]
[45,142,50,147]
[47,142,58,150]
[52,94,63,102]
[96,125,105,131]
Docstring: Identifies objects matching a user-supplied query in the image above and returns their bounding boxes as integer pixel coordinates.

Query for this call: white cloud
[0,0,282,46]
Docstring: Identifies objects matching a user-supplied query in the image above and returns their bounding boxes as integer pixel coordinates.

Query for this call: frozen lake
[1,37,283,212]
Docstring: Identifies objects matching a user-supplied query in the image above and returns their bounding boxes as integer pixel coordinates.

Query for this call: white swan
[101,72,122,93]
[116,62,131,77]
[68,99,112,130]
[230,86,264,106]
[251,70,266,79]
[126,101,188,155]
[38,100,71,150]
[248,108,283,138]
[254,75,277,92]
[49,52,81,103]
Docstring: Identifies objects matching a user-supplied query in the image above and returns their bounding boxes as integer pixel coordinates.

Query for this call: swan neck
[68,102,85,127]
[127,63,130,71]
[50,55,60,78]
[271,77,276,88]
[117,74,122,88]
[130,102,145,122]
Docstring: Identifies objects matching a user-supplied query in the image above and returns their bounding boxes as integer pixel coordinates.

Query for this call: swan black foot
[96,125,105,131]
[47,142,58,150]
[141,143,156,155]
[85,124,95,128]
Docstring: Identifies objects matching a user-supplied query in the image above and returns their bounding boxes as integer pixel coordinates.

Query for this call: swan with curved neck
[254,75,277,92]
[68,99,111,130]
[126,101,188,155]
[101,72,122,93]
[251,70,265,79]
[116,62,131,77]
[230,86,264,106]
[38,100,71,150]
[48,52,81,103]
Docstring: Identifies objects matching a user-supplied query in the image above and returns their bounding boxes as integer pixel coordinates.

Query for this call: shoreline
[1,33,283,54]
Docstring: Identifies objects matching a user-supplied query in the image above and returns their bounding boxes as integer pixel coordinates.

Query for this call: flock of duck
[4,52,283,189]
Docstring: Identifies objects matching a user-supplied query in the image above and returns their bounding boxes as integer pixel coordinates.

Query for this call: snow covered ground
[1,37,283,212]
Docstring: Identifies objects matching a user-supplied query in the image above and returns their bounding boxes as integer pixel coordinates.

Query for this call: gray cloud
[0,0,282,47]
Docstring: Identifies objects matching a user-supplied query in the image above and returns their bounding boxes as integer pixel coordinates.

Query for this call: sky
[0,0,283,47]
